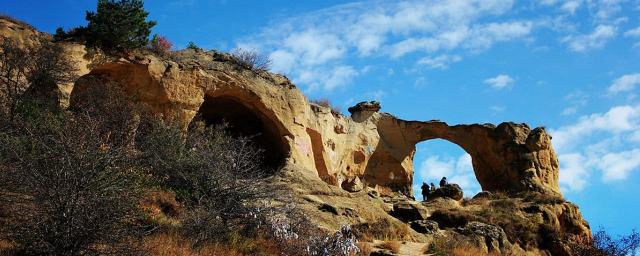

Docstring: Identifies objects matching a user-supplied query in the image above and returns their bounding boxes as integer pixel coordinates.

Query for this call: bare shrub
[0,38,30,119]
[231,47,272,71]
[571,227,640,256]
[0,39,78,119]
[135,118,276,246]
[0,111,149,255]
[310,97,342,114]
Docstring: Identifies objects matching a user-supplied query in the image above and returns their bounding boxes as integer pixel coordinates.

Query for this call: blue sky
[4,0,640,237]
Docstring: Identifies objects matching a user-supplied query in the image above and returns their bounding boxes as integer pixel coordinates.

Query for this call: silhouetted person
[421,182,430,201]
[440,177,448,187]
[430,183,436,192]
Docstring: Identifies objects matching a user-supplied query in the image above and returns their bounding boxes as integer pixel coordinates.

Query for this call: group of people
[420,177,448,201]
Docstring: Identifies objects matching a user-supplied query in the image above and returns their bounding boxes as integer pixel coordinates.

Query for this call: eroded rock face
[65,49,564,198]
[2,18,592,255]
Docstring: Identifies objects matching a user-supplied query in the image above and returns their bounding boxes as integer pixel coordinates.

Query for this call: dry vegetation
[352,217,411,242]
[377,241,401,254]
[310,98,342,114]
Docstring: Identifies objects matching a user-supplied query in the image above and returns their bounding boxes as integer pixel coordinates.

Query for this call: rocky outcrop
[461,221,512,254]
[430,184,464,200]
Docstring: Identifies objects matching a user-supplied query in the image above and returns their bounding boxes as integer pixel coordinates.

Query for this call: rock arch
[367,114,562,197]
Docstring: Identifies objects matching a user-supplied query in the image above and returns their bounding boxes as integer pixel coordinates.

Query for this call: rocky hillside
[0,17,592,255]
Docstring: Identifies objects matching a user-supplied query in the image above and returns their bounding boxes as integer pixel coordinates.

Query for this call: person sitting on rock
[430,183,436,192]
[440,177,448,187]
[421,182,430,201]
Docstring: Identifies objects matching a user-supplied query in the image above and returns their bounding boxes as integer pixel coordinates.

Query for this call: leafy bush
[231,47,272,71]
[84,0,156,51]
[149,34,173,55]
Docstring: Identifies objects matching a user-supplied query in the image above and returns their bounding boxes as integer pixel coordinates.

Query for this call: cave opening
[194,94,287,172]
[412,139,482,199]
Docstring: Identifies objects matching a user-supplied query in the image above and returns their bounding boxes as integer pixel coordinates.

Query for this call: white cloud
[416,54,462,69]
[608,73,640,94]
[561,1,582,14]
[599,149,640,181]
[625,26,640,37]
[550,104,640,192]
[559,153,590,192]
[550,104,640,152]
[242,0,533,91]
[483,74,515,89]
[562,25,617,52]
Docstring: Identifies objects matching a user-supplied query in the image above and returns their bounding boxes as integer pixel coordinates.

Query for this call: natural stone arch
[415,122,560,195]
[193,92,289,171]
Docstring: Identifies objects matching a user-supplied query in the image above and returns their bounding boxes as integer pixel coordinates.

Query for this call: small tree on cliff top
[84,0,156,51]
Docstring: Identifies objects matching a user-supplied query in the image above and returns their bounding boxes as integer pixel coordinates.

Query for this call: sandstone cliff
[0,18,592,255]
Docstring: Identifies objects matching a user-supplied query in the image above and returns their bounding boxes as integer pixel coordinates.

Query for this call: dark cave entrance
[195,94,286,171]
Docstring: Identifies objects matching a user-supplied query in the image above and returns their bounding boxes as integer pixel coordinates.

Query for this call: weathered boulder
[430,184,464,200]
[460,221,512,254]
[390,202,428,222]
[473,191,493,199]
[347,100,381,114]
[341,176,364,192]
[410,220,439,234]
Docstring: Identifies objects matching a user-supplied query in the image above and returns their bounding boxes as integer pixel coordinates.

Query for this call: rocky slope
[0,18,592,255]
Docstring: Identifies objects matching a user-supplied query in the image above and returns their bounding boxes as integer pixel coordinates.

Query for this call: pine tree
[84,0,156,51]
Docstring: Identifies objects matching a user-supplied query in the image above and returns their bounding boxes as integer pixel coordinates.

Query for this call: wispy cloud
[483,74,515,89]
[608,73,640,94]
[416,54,461,69]
[562,25,617,52]
[243,0,532,91]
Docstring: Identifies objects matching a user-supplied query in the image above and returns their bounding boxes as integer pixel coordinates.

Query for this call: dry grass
[423,236,502,256]
[310,98,342,114]
[0,13,19,23]
[356,242,373,256]
[141,189,182,227]
[378,241,401,254]
[146,231,284,256]
[352,217,411,242]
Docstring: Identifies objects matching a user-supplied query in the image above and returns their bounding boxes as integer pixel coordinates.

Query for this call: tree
[84,0,156,51]
[187,41,199,50]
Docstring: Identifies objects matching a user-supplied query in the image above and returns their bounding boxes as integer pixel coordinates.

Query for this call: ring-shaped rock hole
[412,139,482,200]
[193,94,287,172]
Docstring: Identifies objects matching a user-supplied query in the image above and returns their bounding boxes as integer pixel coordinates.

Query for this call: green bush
[84,0,156,51]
